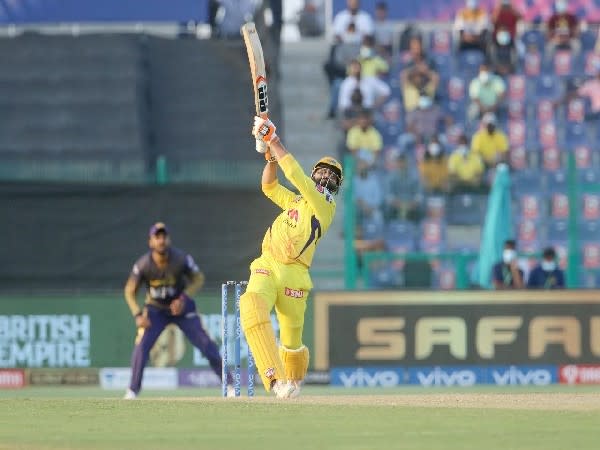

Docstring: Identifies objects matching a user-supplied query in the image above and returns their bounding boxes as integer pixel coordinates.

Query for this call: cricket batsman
[240,116,343,399]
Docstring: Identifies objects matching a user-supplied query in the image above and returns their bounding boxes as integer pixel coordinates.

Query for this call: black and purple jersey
[130,247,200,306]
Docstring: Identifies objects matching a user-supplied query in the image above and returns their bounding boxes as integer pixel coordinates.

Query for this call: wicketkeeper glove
[253,116,278,143]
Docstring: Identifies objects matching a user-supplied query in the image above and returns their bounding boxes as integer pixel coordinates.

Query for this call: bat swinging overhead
[241,22,269,154]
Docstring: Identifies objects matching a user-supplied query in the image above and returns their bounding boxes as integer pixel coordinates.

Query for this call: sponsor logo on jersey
[254,268,270,276]
[285,287,304,298]
[265,367,275,380]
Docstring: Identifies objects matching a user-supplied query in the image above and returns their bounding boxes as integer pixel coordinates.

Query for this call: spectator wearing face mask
[471,112,509,168]
[468,62,506,121]
[400,36,440,111]
[492,239,524,289]
[491,0,521,46]
[546,0,580,56]
[358,35,389,78]
[489,24,517,75]
[398,94,449,154]
[419,136,450,193]
[453,0,491,54]
[448,134,485,193]
[527,247,565,289]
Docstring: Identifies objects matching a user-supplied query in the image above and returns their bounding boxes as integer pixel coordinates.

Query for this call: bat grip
[256,140,267,153]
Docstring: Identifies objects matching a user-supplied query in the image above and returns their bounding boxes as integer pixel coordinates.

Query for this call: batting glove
[253,116,278,143]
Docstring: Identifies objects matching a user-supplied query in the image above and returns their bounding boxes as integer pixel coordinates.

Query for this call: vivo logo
[491,366,553,386]
[416,367,477,387]
[336,368,401,387]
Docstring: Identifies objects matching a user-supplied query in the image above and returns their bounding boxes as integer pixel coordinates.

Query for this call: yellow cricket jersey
[261,154,336,268]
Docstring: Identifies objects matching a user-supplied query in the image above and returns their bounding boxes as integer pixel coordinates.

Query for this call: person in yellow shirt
[358,35,389,78]
[471,112,509,167]
[448,134,485,192]
[419,136,450,193]
[240,116,343,399]
[346,109,383,164]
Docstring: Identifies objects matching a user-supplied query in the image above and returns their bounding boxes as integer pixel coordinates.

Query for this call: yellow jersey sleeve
[278,154,335,226]
[262,179,296,210]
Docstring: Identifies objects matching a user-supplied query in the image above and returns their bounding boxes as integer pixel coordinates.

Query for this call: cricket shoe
[272,380,296,399]
[123,389,137,400]
[289,381,302,399]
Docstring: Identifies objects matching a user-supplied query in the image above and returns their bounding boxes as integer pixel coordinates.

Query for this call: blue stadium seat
[520,28,546,52]
[384,220,417,252]
[579,220,600,239]
[545,169,567,193]
[457,50,485,77]
[578,168,600,186]
[533,74,564,101]
[360,217,385,240]
[549,192,570,219]
[580,193,600,221]
[548,219,568,241]
[367,264,404,289]
[512,169,545,193]
[579,270,600,288]
[431,262,457,290]
[580,29,597,52]
[429,29,453,55]
[562,122,590,147]
[446,194,487,225]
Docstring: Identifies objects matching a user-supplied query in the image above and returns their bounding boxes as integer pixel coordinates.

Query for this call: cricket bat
[241,22,269,153]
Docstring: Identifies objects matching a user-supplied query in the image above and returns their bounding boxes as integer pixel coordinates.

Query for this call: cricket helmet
[311,156,343,194]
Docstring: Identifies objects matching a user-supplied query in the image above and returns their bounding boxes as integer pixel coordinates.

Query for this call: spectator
[339,90,366,133]
[471,112,509,168]
[491,0,521,45]
[346,109,383,164]
[358,35,389,78]
[332,0,374,44]
[353,156,385,228]
[401,58,440,113]
[419,136,450,193]
[402,35,435,69]
[373,1,395,57]
[492,239,525,289]
[576,64,600,121]
[527,247,565,289]
[323,42,362,118]
[298,1,325,37]
[453,0,491,54]
[382,149,423,222]
[489,23,518,75]
[546,0,580,56]
[398,94,448,153]
[448,134,485,192]
[468,62,506,121]
[338,59,391,113]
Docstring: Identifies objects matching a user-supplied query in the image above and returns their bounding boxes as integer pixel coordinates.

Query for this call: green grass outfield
[1,386,599,450]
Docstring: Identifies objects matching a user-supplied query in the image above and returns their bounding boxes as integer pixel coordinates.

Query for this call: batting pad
[240,292,285,392]
[279,345,309,382]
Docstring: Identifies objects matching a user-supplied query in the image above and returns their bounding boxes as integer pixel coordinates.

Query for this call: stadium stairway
[280,38,346,290]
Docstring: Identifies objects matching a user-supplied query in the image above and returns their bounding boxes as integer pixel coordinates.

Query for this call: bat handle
[256,140,267,153]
